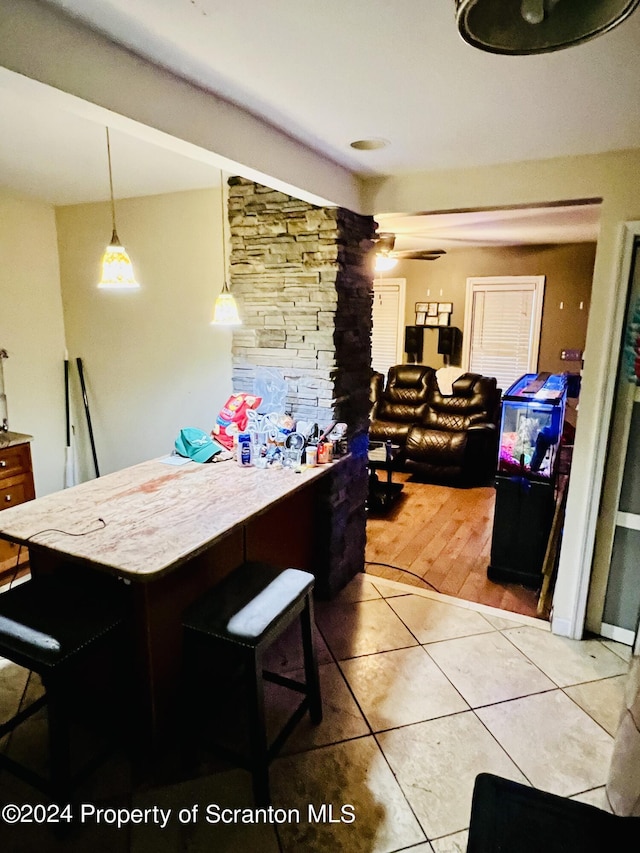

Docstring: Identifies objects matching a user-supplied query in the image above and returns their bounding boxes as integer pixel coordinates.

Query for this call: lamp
[455,0,640,55]
[211,172,241,326]
[97,128,139,290]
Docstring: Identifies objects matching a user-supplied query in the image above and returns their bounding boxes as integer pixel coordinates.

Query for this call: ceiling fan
[373,232,445,271]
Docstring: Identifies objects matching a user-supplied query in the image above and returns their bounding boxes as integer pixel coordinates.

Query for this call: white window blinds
[467,279,544,392]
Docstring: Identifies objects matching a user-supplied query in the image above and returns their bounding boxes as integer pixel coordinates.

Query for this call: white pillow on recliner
[435,367,465,396]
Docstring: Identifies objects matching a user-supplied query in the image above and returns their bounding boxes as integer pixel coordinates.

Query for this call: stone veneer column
[228,177,376,596]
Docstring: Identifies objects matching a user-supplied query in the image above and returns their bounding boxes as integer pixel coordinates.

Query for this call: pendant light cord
[220,169,229,293]
[106,127,117,238]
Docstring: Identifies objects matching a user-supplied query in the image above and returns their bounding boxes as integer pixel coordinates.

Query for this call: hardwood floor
[365,473,545,620]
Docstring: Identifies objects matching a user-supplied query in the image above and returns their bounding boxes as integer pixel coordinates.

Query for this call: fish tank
[497,373,567,481]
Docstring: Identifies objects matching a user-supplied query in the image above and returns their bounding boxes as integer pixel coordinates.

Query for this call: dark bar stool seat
[0,569,128,799]
[182,561,323,805]
[467,773,640,852]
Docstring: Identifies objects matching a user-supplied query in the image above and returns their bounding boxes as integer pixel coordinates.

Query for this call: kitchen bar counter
[0,454,340,740]
[0,455,335,580]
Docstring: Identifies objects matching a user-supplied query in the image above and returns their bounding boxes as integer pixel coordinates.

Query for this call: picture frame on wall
[438,312,451,326]
[427,302,439,316]
[438,302,453,314]
[415,311,426,325]
[425,315,439,327]
[415,302,429,313]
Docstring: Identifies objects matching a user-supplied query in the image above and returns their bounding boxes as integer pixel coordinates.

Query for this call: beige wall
[56,188,232,480]
[0,189,67,496]
[382,242,595,376]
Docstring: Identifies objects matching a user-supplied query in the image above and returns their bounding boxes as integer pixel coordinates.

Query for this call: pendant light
[455,0,640,55]
[97,127,140,290]
[211,171,241,326]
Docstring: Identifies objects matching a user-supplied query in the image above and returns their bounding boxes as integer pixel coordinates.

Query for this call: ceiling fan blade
[373,232,446,260]
[395,249,446,260]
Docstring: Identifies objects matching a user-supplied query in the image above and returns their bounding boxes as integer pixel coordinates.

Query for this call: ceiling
[3,0,634,244]
[376,202,602,253]
[0,77,224,206]
[38,0,640,175]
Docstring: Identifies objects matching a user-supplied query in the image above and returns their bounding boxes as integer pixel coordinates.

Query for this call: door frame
[461,275,546,381]
[585,222,640,640]
[549,221,640,639]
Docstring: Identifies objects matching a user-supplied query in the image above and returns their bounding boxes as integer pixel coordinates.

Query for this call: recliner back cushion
[370,371,384,406]
[378,365,434,423]
[424,374,498,431]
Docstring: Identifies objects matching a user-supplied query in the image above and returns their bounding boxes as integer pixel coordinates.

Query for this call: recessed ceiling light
[349,138,389,151]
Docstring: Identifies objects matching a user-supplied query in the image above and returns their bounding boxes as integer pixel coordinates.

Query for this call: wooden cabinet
[0,440,35,576]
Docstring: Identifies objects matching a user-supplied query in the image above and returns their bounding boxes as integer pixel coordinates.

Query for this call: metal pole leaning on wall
[76,357,100,478]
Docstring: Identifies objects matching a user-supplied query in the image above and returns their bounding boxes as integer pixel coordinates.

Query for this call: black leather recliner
[369,364,435,446]
[369,366,500,483]
[404,373,500,482]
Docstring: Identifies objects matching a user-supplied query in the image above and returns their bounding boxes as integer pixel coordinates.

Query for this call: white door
[371,278,406,376]
[462,275,545,391]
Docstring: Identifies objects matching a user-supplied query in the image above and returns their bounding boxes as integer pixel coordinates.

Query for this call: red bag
[212,393,262,449]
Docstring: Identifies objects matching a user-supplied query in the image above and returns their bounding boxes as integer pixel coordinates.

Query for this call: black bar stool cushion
[183,562,314,647]
[0,570,127,672]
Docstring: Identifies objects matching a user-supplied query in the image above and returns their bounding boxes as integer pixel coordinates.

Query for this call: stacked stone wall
[227,176,375,595]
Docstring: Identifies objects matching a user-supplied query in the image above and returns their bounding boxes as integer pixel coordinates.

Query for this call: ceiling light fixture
[349,138,389,151]
[211,172,241,326]
[375,253,399,272]
[97,127,140,290]
[455,0,640,55]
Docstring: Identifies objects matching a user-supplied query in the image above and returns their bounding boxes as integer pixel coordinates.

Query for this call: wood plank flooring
[365,474,545,620]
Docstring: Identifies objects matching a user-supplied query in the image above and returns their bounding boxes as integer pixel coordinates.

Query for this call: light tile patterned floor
[0,572,631,852]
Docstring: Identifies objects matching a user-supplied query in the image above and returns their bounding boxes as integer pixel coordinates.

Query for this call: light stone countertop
[0,431,33,448]
[0,455,338,580]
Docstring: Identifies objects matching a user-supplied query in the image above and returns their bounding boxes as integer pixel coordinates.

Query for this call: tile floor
[0,572,632,852]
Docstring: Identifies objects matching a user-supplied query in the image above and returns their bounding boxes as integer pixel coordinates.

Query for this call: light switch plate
[560,349,583,361]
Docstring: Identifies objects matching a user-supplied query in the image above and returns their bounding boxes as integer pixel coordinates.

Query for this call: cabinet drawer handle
[4,494,11,502]
[0,460,6,468]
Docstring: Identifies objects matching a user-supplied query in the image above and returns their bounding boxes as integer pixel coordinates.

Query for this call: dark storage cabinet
[488,477,556,587]
[488,373,567,588]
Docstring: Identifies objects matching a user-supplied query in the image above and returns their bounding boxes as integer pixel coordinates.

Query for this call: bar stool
[0,568,128,799]
[182,561,323,805]
[467,773,640,852]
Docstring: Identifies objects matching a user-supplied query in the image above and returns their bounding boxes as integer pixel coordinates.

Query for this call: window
[371,278,406,376]
[462,276,545,391]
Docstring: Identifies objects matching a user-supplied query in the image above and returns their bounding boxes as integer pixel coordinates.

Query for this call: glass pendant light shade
[212,281,242,325]
[98,128,139,290]
[211,172,241,326]
[98,229,139,289]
